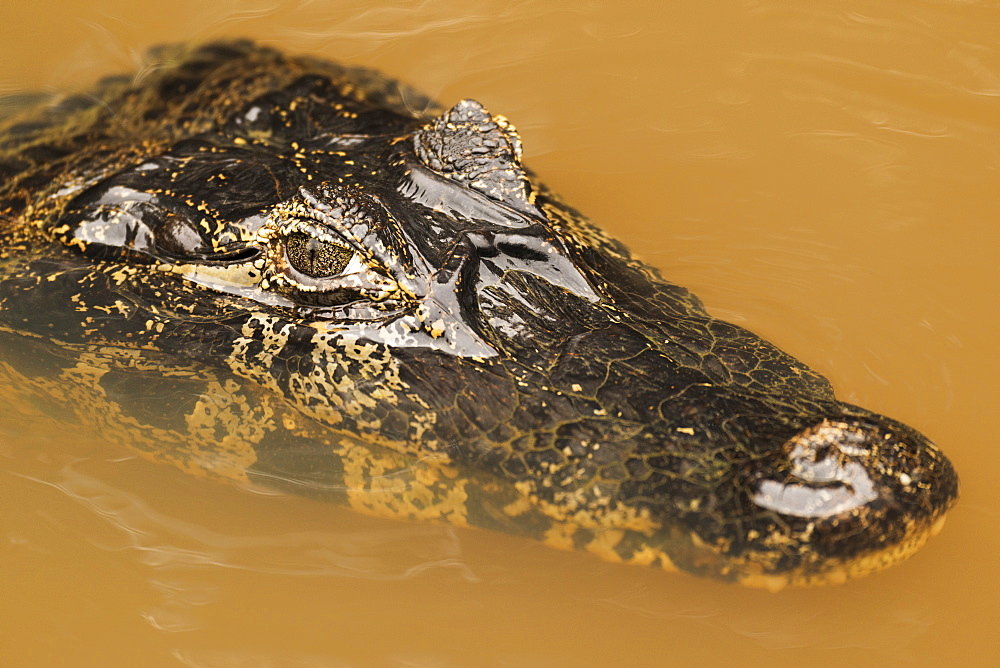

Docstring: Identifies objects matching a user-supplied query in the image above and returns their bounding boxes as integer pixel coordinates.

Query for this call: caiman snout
[739,416,958,589]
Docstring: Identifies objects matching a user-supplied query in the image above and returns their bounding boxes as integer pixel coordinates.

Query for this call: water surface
[1,1,997,665]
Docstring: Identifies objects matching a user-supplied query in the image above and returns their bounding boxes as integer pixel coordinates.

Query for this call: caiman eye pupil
[285,231,353,278]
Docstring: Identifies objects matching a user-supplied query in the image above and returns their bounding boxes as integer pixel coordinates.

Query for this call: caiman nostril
[733,415,958,588]
[753,419,879,518]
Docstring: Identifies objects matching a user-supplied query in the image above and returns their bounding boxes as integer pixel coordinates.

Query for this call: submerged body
[0,42,957,589]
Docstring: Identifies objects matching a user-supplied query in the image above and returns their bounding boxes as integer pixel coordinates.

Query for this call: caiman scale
[0,41,957,589]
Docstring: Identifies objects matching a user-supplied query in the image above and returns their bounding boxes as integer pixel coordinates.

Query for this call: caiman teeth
[763,575,789,593]
[824,567,849,586]
[930,514,948,537]
[739,573,790,592]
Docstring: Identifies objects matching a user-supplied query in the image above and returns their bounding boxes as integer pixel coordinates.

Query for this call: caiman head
[0,41,957,589]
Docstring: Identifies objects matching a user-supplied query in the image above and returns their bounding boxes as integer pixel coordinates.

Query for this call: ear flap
[413,99,538,217]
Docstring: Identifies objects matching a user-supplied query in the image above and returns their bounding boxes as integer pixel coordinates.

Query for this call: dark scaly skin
[0,41,958,589]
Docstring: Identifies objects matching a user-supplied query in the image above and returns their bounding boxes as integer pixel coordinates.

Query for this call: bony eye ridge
[285,231,354,278]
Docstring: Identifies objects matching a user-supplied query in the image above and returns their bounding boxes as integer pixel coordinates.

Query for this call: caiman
[0,41,958,590]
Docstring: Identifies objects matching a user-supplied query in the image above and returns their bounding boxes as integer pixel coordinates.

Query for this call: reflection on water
[2,404,942,663]
[9,449,477,642]
[15,464,475,582]
[1,0,998,665]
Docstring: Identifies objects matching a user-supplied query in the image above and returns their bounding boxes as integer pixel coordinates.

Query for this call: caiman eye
[261,186,415,307]
[263,226,402,305]
[285,231,354,278]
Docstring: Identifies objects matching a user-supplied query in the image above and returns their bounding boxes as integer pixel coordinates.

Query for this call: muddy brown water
[1,1,998,665]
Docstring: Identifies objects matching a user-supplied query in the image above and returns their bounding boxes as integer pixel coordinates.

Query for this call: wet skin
[0,42,957,588]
